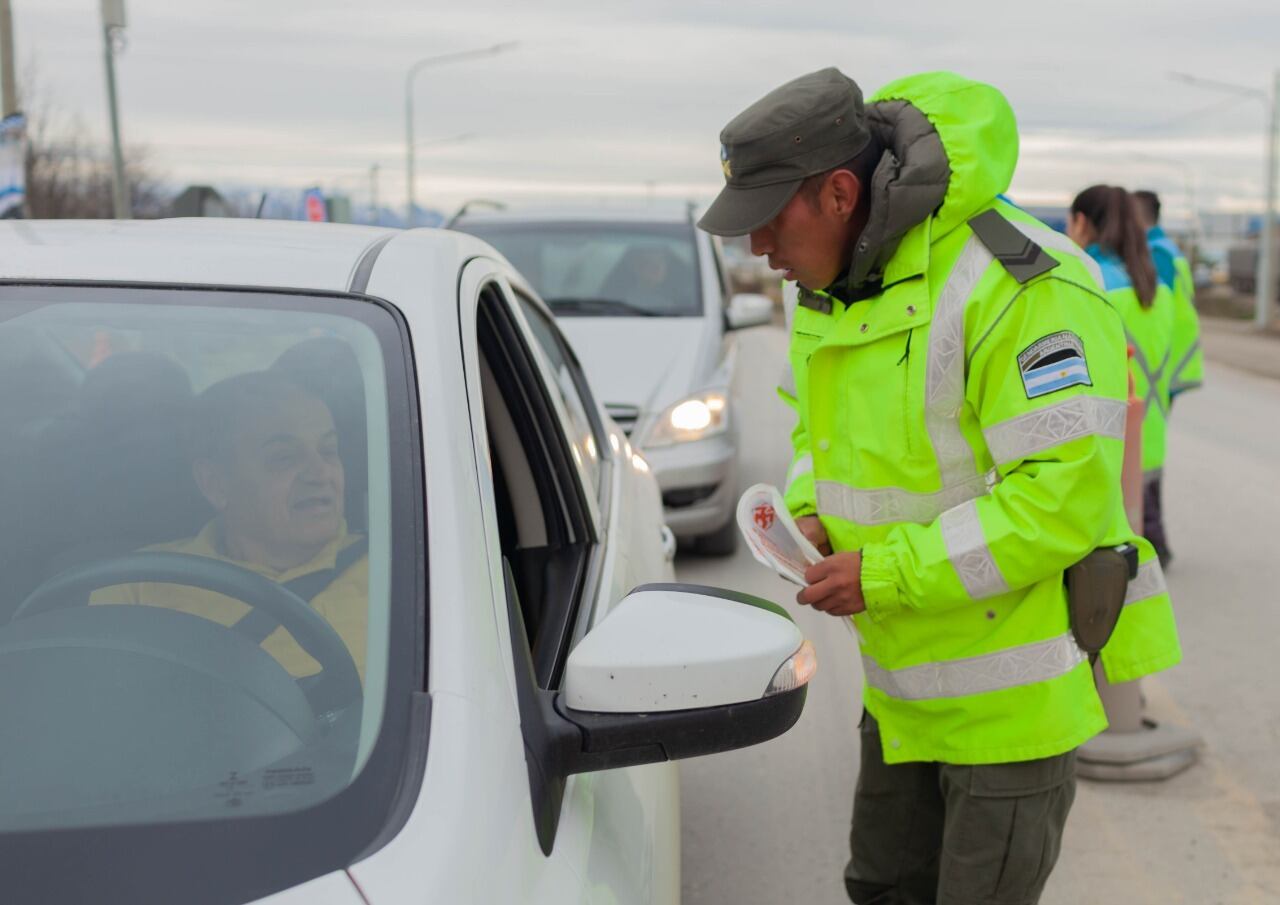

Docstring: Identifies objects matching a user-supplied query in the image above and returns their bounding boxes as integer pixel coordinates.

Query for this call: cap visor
[697,179,802,237]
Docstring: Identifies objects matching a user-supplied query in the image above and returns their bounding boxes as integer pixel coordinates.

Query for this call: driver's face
[634,248,669,285]
[210,389,345,563]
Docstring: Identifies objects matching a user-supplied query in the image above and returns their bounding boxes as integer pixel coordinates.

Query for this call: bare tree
[20,66,168,219]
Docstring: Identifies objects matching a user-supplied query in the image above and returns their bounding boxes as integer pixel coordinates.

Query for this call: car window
[459,221,703,317]
[0,287,417,840]
[474,283,596,689]
[512,291,606,496]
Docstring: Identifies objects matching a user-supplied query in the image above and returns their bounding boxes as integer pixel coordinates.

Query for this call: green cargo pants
[844,713,1076,905]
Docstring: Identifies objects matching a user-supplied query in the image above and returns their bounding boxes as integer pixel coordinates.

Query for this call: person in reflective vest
[1134,188,1202,564]
[700,69,1181,904]
[1068,186,1179,567]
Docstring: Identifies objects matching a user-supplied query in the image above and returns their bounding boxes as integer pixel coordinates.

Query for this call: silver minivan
[454,204,773,555]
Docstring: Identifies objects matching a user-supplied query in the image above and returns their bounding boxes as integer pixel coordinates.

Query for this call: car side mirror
[725,293,774,330]
[506,575,814,854]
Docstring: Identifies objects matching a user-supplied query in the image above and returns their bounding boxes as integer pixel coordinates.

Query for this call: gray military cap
[699,67,871,237]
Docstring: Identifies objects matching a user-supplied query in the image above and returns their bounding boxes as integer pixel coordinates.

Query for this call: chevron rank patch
[1017,331,1091,399]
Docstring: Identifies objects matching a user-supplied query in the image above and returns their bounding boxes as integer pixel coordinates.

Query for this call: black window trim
[477,281,606,691]
[0,280,429,905]
[507,291,618,649]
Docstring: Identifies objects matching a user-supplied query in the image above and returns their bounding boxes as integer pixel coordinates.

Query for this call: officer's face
[1066,212,1097,249]
[199,388,346,563]
[748,175,857,291]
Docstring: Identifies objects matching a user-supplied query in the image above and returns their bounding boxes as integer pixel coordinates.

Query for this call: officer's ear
[193,457,230,512]
[825,169,861,223]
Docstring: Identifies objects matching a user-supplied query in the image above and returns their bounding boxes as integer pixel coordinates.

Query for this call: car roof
[0,219,499,294]
[452,202,700,227]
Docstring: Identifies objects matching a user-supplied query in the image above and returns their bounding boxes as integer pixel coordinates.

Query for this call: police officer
[1068,186,1177,568]
[1134,190,1203,402]
[1135,188,1203,565]
[700,69,1181,904]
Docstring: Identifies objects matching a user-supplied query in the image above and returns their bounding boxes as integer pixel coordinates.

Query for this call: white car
[452,205,774,555]
[0,220,812,905]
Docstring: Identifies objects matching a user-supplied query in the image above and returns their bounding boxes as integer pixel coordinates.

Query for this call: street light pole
[1257,71,1279,328]
[403,41,516,227]
[1169,70,1276,327]
[100,0,129,219]
[0,0,18,117]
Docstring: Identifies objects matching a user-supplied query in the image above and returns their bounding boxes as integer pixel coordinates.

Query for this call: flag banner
[0,112,27,219]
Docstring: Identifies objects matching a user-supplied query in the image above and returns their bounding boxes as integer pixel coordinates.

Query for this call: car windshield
[459,220,703,317]
[0,285,419,875]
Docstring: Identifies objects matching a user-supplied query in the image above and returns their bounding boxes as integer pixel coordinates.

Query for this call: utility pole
[0,0,18,117]
[100,0,129,219]
[404,41,516,227]
[1257,70,1279,328]
[369,162,380,225]
[1170,70,1278,327]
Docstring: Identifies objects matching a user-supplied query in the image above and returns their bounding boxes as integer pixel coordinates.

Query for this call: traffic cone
[1076,351,1201,781]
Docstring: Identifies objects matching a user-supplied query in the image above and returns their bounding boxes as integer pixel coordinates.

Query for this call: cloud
[12,0,1278,215]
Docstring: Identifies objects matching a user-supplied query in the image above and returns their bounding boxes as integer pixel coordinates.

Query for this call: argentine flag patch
[1017,331,1091,399]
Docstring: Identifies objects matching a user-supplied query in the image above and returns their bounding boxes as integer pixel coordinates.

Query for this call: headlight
[644,390,729,447]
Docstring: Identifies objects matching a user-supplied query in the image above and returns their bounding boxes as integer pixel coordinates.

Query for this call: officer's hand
[797,552,865,616]
[795,515,832,556]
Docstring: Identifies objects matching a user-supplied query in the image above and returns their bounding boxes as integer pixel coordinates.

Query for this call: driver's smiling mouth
[291,494,336,516]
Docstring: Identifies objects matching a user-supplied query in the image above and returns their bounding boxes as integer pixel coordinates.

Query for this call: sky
[10,0,1280,226]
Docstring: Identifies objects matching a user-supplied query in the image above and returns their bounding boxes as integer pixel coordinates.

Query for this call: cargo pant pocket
[845,714,944,905]
[937,751,1076,905]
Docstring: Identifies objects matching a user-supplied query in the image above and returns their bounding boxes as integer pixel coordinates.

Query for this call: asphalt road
[676,324,1280,905]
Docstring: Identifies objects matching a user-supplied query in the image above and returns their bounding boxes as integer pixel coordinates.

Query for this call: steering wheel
[12,552,362,718]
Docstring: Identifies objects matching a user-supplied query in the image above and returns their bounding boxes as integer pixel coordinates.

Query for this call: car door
[508,283,681,901]
[457,258,678,904]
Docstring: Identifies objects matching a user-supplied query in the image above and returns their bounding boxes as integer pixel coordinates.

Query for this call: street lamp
[1170,70,1280,328]
[101,0,129,219]
[404,42,517,227]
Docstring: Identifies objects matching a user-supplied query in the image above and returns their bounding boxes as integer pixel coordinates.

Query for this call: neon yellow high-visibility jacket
[1148,226,1204,398]
[1084,246,1176,475]
[778,72,1181,765]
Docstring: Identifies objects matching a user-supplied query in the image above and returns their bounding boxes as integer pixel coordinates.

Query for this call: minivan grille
[605,403,641,436]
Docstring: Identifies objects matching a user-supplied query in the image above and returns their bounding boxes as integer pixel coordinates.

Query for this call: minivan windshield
[459,221,703,317]
[0,285,421,903]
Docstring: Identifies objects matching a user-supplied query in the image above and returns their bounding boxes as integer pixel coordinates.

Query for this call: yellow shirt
[90,521,368,680]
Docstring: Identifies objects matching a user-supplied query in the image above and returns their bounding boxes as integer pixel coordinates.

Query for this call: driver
[604,244,682,311]
[91,370,368,681]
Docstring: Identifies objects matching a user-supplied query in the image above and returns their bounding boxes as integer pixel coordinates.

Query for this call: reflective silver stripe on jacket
[1127,332,1171,417]
[1009,219,1106,289]
[940,498,1010,599]
[862,632,1088,701]
[786,452,814,491]
[925,236,994,487]
[1124,559,1167,606]
[1170,340,1201,382]
[982,396,1127,465]
[815,472,991,527]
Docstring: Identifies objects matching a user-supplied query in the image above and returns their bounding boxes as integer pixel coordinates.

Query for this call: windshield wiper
[544,296,662,317]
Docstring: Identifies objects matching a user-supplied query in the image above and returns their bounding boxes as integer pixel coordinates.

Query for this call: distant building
[167,185,233,218]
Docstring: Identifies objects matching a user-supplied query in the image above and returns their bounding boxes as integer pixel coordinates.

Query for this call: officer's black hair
[1071,184,1158,308]
[1133,190,1161,227]
[797,135,884,212]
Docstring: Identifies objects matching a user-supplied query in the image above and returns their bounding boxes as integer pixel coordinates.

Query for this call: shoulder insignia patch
[968,209,1060,284]
[1018,331,1091,399]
